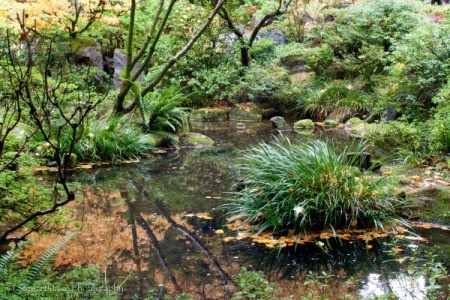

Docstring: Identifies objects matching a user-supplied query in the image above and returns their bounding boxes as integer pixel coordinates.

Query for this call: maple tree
[0,0,129,37]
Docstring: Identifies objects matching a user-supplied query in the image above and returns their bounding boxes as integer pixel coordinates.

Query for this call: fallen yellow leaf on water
[223,236,235,242]
[366,245,373,249]
[215,229,224,234]
[80,165,93,169]
[404,236,428,242]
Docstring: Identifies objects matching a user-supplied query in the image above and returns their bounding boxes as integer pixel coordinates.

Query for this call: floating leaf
[223,237,236,242]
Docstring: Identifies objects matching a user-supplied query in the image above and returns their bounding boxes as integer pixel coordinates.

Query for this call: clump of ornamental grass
[72,117,152,162]
[225,140,404,234]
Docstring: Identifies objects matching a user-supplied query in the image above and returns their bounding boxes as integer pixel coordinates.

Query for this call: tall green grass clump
[226,140,403,233]
[74,118,151,162]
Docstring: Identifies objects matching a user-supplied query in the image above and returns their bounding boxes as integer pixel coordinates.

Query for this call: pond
[22,122,450,299]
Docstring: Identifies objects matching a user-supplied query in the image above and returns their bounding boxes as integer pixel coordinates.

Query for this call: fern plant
[26,232,78,283]
[143,88,189,133]
[0,233,119,299]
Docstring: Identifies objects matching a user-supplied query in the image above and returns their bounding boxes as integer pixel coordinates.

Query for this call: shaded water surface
[27,122,450,299]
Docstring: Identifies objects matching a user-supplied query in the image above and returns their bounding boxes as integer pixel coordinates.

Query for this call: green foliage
[367,121,421,153]
[231,268,274,300]
[27,232,78,283]
[386,20,450,113]
[249,38,277,66]
[0,240,31,274]
[316,0,422,54]
[0,167,54,234]
[143,88,189,133]
[367,116,449,165]
[225,140,403,233]
[73,117,151,162]
[0,234,119,299]
[297,79,371,119]
[234,65,294,103]
[277,43,334,75]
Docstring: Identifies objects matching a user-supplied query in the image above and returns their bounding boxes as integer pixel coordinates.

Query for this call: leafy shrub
[317,0,422,55]
[231,268,274,300]
[277,43,334,75]
[250,37,277,66]
[427,82,450,155]
[232,65,295,105]
[366,121,421,153]
[225,140,402,234]
[387,20,450,114]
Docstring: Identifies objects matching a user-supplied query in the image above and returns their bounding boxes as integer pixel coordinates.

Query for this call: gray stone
[259,29,287,45]
[280,54,307,75]
[327,108,356,123]
[270,116,291,131]
[113,49,145,89]
[71,38,105,85]
[381,105,398,122]
[77,47,103,70]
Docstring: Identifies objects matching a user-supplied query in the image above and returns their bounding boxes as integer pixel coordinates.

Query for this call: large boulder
[113,49,145,89]
[71,37,104,85]
[327,108,357,123]
[280,54,307,75]
[270,116,291,131]
[179,133,214,148]
[259,29,287,45]
[230,102,263,122]
[71,37,103,70]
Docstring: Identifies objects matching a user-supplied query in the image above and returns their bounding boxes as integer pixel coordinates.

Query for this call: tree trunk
[240,46,250,67]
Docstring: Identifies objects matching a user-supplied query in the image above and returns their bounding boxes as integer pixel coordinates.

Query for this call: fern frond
[27,232,79,283]
[0,240,31,273]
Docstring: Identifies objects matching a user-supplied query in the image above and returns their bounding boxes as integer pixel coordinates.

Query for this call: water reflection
[361,273,427,299]
[18,121,449,299]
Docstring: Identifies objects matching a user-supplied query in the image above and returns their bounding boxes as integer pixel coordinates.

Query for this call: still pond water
[31,122,450,299]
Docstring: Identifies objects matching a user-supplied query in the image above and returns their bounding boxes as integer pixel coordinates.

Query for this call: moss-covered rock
[190,108,229,122]
[230,103,263,122]
[71,37,100,54]
[294,119,315,128]
[327,108,356,123]
[270,116,291,131]
[323,119,339,127]
[404,187,450,223]
[179,133,214,148]
[294,128,314,135]
[344,117,368,138]
[140,134,163,148]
